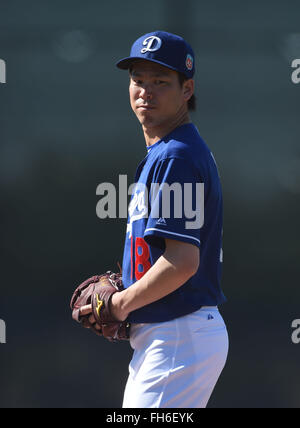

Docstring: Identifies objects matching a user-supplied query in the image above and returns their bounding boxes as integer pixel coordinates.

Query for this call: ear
[182,79,194,102]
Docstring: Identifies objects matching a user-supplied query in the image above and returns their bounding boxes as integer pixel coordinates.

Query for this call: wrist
[110,290,130,322]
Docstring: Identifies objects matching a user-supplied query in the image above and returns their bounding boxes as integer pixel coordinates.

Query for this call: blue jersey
[122,123,226,323]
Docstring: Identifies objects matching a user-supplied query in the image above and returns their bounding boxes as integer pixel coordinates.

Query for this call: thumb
[79,304,92,316]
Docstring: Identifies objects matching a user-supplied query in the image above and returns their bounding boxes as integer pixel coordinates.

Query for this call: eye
[132,78,143,85]
[155,80,167,85]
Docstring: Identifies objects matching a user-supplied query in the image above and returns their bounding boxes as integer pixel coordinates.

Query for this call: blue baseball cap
[116,31,195,79]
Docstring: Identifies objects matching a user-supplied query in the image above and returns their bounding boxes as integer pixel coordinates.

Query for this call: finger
[87,314,102,331]
[79,304,92,316]
[88,314,96,324]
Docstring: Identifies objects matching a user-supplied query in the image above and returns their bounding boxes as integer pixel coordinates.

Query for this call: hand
[79,304,101,331]
[79,292,129,326]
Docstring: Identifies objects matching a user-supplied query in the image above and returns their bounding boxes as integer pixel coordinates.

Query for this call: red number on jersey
[135,237,151,280]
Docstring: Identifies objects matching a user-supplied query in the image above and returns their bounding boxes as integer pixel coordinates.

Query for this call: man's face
[129,60,193,130]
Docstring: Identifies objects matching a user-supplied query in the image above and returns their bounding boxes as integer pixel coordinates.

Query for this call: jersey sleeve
[144,157,204,249]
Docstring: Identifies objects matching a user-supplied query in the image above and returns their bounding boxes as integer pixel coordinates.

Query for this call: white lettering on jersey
[127,186,148,238]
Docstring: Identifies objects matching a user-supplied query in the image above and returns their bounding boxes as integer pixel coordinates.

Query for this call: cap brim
[116,57,180,74]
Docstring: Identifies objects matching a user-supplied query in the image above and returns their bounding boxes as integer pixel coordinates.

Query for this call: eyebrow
[130,70,171,78]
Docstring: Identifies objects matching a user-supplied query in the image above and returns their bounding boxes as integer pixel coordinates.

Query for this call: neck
[143,108,191,147]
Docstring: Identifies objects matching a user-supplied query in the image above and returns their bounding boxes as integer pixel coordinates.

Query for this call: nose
[139,85,153,101]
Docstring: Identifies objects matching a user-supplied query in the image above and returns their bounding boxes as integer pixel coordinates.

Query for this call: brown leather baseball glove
[70,271,130,342]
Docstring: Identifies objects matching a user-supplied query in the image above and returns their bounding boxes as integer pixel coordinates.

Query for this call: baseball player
[75,30,229,408]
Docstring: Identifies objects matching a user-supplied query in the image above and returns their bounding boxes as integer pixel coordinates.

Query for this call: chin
[136,112,156,127]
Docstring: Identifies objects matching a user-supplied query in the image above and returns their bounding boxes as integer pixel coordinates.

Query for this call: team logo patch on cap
[186,54,193,71]
[141,36,162,54]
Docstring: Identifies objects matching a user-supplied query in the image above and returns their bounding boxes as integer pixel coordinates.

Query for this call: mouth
[137,105,156,111]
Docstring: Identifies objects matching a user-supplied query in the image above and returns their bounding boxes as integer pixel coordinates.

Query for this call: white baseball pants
[122,306,229,408]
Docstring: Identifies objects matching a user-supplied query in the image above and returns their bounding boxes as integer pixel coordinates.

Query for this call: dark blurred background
[0,0,299,408]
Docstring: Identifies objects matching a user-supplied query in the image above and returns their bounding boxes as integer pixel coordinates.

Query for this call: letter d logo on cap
[141,36,162,54]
